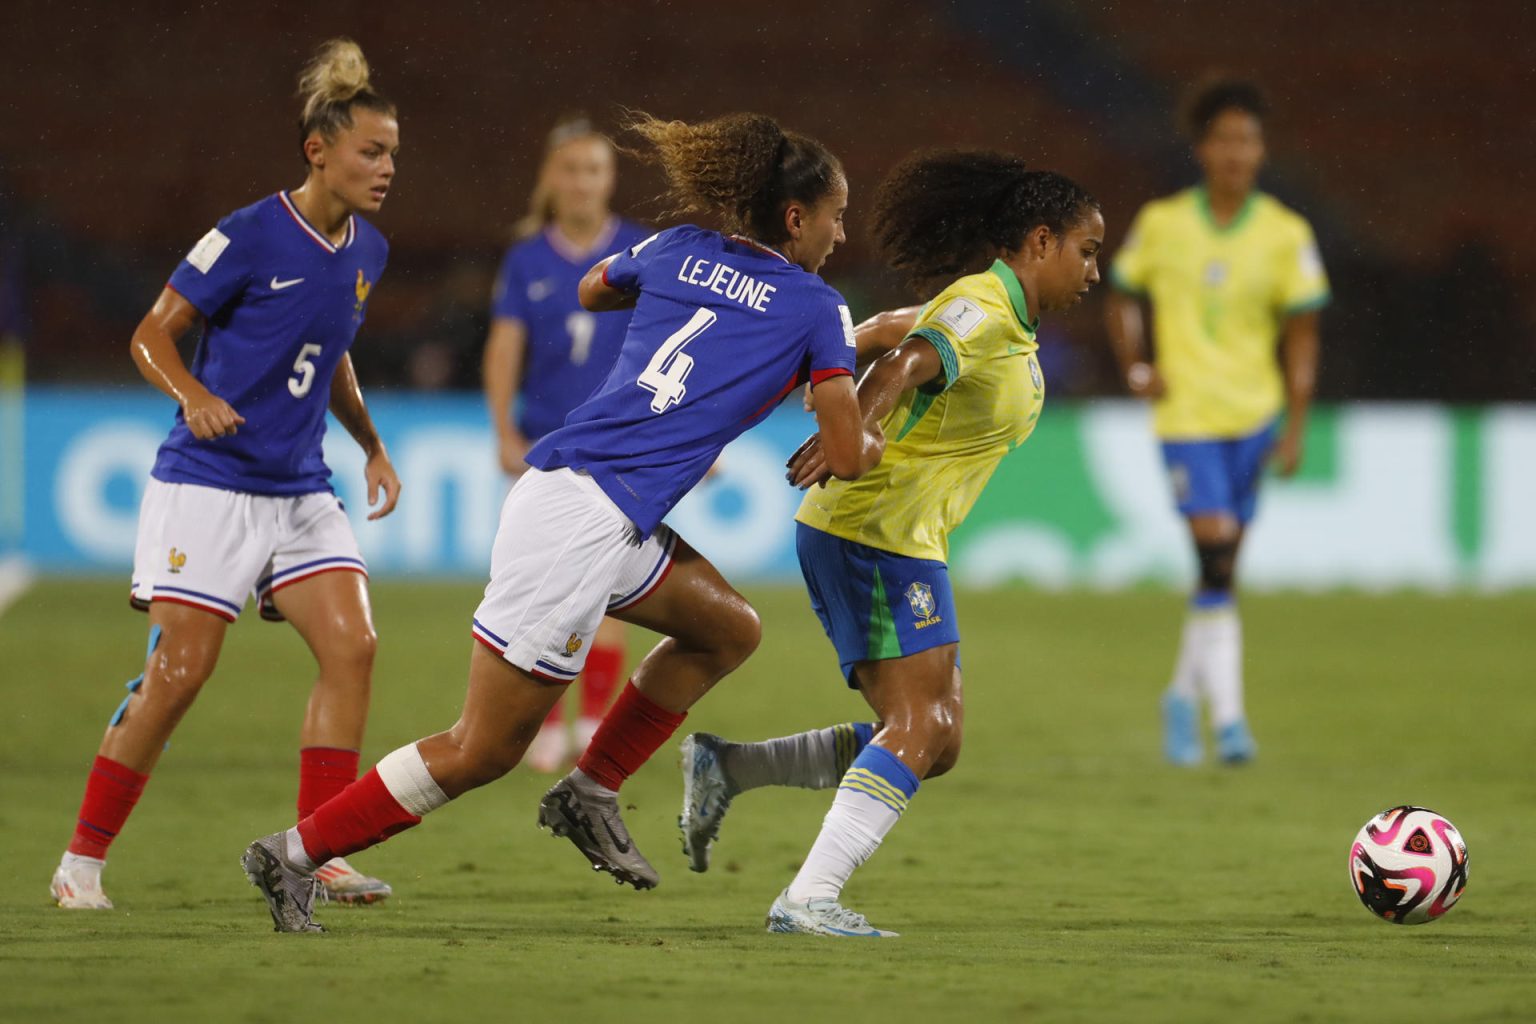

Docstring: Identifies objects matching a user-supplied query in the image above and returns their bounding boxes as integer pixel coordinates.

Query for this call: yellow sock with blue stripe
[786,745,919,903]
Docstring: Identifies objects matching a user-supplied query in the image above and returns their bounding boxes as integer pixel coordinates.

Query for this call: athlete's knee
[925,725,964,780]
[144,640,218,709]
[1196,539,1239,593]
[713,600,761,669]
[316,621,378,679]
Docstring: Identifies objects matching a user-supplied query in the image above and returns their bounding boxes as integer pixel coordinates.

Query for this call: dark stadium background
[2,0,1531,401]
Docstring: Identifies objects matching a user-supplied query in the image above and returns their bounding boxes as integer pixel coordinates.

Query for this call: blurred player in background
[679,152,1104,937]
[1104,78,1329,766]
[49,39,403,910]
[241,111,883,932]
[482,115,650,771]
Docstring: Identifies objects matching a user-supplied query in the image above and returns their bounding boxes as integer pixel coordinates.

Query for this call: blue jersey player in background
[52,40,403,913]
[243,111,885,933]
[482,115,651,772]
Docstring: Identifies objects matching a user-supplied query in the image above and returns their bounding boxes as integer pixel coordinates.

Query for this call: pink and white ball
[1349,805,1469,924]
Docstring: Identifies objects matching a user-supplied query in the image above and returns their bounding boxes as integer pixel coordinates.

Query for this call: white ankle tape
[376,744,450,817]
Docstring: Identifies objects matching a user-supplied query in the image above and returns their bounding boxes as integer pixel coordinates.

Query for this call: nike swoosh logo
[601,818,632,854]
[270,277,305,290]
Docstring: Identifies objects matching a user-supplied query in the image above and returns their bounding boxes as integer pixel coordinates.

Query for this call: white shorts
[130,479,367,622]
[472,467,677,682]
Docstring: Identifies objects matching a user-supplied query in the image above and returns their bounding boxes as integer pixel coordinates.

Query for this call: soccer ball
[1349,805,1468,924]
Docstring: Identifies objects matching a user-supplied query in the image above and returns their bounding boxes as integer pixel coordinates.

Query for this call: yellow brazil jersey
[1111,188,1330,439]
[796,260,1043,562]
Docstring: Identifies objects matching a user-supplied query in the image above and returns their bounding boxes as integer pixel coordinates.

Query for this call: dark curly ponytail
[624,111,842,244]
[872,150,1098,287]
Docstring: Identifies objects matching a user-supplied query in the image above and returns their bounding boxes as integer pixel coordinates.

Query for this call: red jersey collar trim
[278,191,355,253]
[726,234,791,265]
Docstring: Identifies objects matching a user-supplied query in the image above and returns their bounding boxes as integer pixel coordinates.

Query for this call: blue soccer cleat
[1216,719,1257,764]
[1161,692,1203,766]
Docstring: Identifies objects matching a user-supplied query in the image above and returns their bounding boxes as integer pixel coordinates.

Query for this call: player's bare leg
[1177,514,1254,764]
[53,602,227,908]
[245,643,563,931]
[274,569,391,903]
[541,538,760,889]
[769,649,961,938]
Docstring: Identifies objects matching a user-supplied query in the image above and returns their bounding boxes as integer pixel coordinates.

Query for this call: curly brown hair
[871,149,1098,289]
[624,111,841,244]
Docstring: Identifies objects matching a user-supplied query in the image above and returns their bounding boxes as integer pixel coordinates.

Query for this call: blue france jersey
[153,192,388,495]
[526,224,857,537]
[491,218,652,440]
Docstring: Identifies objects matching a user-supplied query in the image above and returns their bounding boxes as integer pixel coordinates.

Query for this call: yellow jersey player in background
[677,151,1103,937]
[1105,77,1330,766]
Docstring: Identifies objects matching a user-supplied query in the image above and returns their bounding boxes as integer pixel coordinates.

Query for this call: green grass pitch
[3,581,1534,1023]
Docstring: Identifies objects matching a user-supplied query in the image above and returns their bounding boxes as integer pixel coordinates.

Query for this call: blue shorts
[1160,420,1277,525]
[795,522,960,687]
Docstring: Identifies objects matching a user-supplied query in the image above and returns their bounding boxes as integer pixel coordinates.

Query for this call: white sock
[60,851,105,873]
[723,723,869,792]
[284,827,317,871]
[787,788,901,903]
[1198,607,1245,727]
[1166,615,1204,701]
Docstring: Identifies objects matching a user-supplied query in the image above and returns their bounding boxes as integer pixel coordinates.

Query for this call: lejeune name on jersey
[676,255,777,312]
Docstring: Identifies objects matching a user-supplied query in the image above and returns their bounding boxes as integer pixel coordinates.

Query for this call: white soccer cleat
[678,732,738,872]
[51,856,113,910]
[766,889,898,938]
[525,722,570,773]
[315,856,392,905]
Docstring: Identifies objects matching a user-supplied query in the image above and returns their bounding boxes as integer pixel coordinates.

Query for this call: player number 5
[288,343,323,398]
[637,306,715,413]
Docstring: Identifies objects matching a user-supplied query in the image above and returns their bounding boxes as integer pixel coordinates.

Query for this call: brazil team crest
[905,581,936,621]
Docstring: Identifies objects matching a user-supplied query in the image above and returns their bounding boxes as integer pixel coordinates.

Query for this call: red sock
[296,768,421,864]
[297,747,360,820]
[575,681,686,791]
[68,756,150,860]
[579,644,625,720]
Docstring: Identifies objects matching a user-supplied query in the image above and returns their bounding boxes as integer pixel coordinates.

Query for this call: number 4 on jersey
[638,307,716,413]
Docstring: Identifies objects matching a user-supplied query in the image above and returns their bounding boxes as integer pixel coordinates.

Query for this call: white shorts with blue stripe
[130,479,365,622]
[472,466,676,683]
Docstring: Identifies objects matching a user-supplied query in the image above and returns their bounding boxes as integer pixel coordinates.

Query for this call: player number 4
[288,343,323,398]
[637,306,715,413]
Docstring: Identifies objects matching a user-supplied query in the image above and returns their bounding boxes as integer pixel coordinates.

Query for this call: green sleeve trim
[893,390,938,443]
[909,327,959,392]
[1283,292,1331,316]
[1109,266,1147,297]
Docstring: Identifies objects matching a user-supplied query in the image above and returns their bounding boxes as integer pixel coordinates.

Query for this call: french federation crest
[563,632,584,657]
[905,581,936,621]
[168,547,187,574]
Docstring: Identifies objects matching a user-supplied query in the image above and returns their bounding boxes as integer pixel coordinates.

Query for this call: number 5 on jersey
[638,307,715,413]
[288,342,323,398]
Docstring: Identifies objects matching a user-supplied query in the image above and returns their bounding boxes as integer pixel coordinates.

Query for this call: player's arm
[130,287,246,440]
[329,352,401,520]
[578,255,638,312]
[802,306,922,411]
[803,374,885,483]
[1104,290,1163,399]
[482,316,532,475]
[787,336,943,489]
[1272,310,1320,477]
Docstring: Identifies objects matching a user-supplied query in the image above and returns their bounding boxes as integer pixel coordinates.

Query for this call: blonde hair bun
[298,38,372,124]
